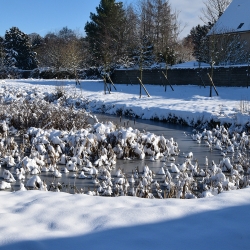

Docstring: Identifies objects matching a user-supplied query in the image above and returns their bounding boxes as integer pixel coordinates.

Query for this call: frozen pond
[0,113,224,194]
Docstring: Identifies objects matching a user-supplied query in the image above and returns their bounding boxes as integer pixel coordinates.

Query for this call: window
[237,23,244,29]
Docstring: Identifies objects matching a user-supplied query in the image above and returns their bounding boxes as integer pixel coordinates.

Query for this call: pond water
[0,113,224,194]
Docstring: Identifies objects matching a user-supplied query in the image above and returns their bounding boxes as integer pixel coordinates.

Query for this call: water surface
[0,113,224,193]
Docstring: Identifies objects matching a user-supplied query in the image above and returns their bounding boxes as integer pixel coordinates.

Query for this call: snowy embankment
[0,188,250,250]
[1,79,249,128]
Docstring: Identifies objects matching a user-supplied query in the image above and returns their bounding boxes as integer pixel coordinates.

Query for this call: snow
[208,0,250,35]
[0,189,250,249]
[171,60,210,68]
[0,79,249,128]
[0,79,250,249]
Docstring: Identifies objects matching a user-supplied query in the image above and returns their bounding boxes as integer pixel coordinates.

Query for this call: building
[208,0,250,46]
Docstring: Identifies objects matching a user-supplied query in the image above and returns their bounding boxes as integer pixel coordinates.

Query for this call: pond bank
[1,79,250,130]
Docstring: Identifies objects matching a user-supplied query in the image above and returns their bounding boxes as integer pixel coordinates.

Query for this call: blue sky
[0,0,203,38]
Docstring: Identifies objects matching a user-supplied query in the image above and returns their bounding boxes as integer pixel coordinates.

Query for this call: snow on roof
[208,0,250,35]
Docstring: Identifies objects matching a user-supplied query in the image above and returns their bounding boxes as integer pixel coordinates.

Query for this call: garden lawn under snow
[1,79,250,127]
[0,188,250,250]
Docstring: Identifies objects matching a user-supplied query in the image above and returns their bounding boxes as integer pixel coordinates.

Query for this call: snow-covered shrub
[54,85,66,100]
[84,67,102,79]
[39,69,55,79]
[53,70,75,79]
[0,100,88,130]
[0,67,21,79]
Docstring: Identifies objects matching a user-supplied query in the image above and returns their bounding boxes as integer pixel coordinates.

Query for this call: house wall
[111,66,250,87]
[240,32,250,48]
[208,31,250,57]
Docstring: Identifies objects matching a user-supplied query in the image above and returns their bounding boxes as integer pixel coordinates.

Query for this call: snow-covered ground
[1,79,250,127]
[0,79,250,249]
[0,189,250,250]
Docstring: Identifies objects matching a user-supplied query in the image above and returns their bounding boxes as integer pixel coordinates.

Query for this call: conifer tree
[84,0,126,66]
[132,35,155,68]
[190,24,211,63]
[164,47,176,66]
[4,27,38,70]
[0,37,4,68]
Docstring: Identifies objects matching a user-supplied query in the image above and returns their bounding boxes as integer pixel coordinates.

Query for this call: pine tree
[132,35,155,68]
[190,24,211,63]
[0,37,4,68]
[84,0,126,66]
[164,47,176,66]
[4,27,38,70]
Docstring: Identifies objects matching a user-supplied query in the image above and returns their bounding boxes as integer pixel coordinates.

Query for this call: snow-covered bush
[0,67,21,79]
[0,100,89,131]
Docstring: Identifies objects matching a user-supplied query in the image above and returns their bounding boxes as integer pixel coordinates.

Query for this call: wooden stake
[137,77,150,97]
[162,71,174,91]
[106,74,117,91]
[103,76,111,94]
[207,73,219,96]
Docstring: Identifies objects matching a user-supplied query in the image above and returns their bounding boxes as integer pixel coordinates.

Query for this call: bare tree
[154,0,180,57]
[28,33,44,49]
[208,28,249,65]
[36,28,86,72]
[200,0,232,24]
[61,38,86,71]
[137,0,180,59]
[117,3,140,67]
[37,33,64,70]
[176,37,195,63]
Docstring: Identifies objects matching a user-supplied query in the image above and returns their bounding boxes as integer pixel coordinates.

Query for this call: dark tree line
[0,0,247,74]
[84,0,183,69]
[0,0,193,73]
[0,26,88,74]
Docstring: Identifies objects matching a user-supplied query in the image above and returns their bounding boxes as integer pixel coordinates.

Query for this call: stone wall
[111,66,250,87]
